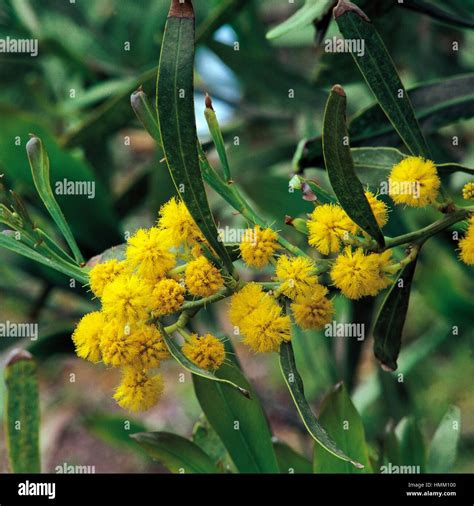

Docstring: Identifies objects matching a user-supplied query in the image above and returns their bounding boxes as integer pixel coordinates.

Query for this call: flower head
[151,278,185,315]
[102,275,152,322]
[330,247,392,300]
[307,204,347,255]
[291,285,334,330]
[157,197,204,247]
[275,255,318,300]
[72,311,104,362]
[229,282,273,331]
[240,226,278,268]
[185,256,224,297]
[242,302,291,353]
[459,218,474,265]
[182,334,225,370]
[126,227,176,282]
[89,259,127,298]
[363,250,395,294]
[100,320,143,366]
[133,324,170,369]
[462,182,474,200]
[342,192,389,235]
[114,367,164,412]
[389,156,440,207]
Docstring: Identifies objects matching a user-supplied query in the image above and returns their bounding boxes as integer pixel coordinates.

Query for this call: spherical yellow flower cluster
[459,215,474,265]
[388,156,440,207]
[240,225,279,268]
[462,182,474,201]
[72,197,227,412]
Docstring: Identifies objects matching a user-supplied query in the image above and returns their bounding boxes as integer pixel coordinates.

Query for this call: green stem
[384,208,472,250]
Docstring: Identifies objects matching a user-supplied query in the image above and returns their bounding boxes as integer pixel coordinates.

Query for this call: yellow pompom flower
[342,192,389,235]
[388,156,441,207]
[459,218,474,265]
[114,367,164,412]
[157,197,204,247]
[151,278,185,315]
[133,324,170,369]
[102,275,152,322]
[275,255,318,300]
[185,256,224,297]
[89,259,127,298]
[462,182,474,200]
[72,311,104,363]
[100,320,143,367]
[126,227,176,282]
[363,250,396,295]
[330,247,391,300]
[307,204,347,255]
[229,282,273,331]
[182,334,225,370]
[291,285,334,330]
[240,225,279,268]
[242,302,291,353]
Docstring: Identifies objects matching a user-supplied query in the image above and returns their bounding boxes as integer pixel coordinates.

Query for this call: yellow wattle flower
[151,278,185,315]
[114,367,164,412]
[72,311,104,363]
[89,259,127,298]
[101,274,152,322]
[459,219,474,265]
[185,256,224,297]
[126,227,176,282]
[275,255,319,300]
[388,156,441,207]
[307,204,347,255]
[100,320,144,367]
[133,324,170,369]
[341,191,389,235]
[330,247,392,300]
[157,196,204,247]
[462,182,474,200]
[229,282,274,332]
[239,225,279,268]
[182,334,225,370]
[291,284,334,330]
[363,250,395,295]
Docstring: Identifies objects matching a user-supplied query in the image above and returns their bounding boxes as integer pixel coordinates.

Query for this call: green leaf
[84,413,147,453]
[266,0,333,40]
[26,135,83,264]
[193,354,279,473]
[130,87,162,145]
[0,232,89,284]
[400,0,474,30]
[395,417,426,471]
[131,432,219,473]
[279,342,363,469]
[373,258,418,371]
[313,382,371,473]
[4,349,41,473]
[159,325,249,398]
[322,85,384,246]
[274,441,312,474]
[334,0,430,157]
[427,406,461,473]
[157,0,234,273]
[382,426,401,468]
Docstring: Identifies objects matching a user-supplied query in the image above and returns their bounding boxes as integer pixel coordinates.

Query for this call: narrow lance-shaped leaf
[273,441,312,474]
[323,85,384,246]
[26,135,84,264]
[4,349,41,473]
[279,342,363,469]
[373,257,418,371]
[313,382,372,473]
[130,87,162,145]
[158,324,249,398]
[193,341,280,473]
[400,0,474,30]
[157,0,234,273]
[334,0,431,158]
[131,432,219,473]
[427,406,461,473]
[395,417,426,471]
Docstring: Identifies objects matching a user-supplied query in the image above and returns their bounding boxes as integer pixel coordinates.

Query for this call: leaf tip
[169,0,194,18]
[331,84,346,97]
[6,348,33,367]
[352,460,365,469]
[333,0,370,22]
[205,93,214,111]
[379,359,397,372]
